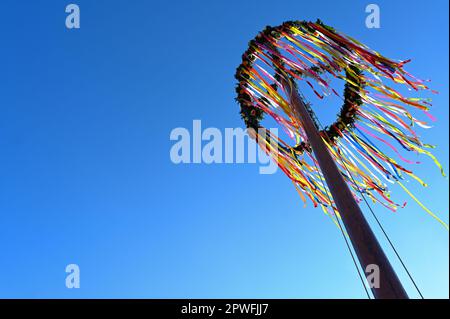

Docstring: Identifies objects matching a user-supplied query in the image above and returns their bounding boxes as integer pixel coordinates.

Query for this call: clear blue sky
[0,0,448,298]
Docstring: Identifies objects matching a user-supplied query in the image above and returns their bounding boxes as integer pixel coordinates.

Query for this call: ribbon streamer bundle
[234,20,447,229]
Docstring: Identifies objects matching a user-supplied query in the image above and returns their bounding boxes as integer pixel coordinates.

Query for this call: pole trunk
[285,82,408,299]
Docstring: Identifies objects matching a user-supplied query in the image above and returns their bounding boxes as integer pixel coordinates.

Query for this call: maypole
[285,79,407,298]
[234,20,447,299]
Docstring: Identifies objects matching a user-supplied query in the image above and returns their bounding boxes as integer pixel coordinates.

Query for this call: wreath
[234,20,365,154]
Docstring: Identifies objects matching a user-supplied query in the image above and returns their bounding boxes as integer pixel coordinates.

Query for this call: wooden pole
[285,82,408,299]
